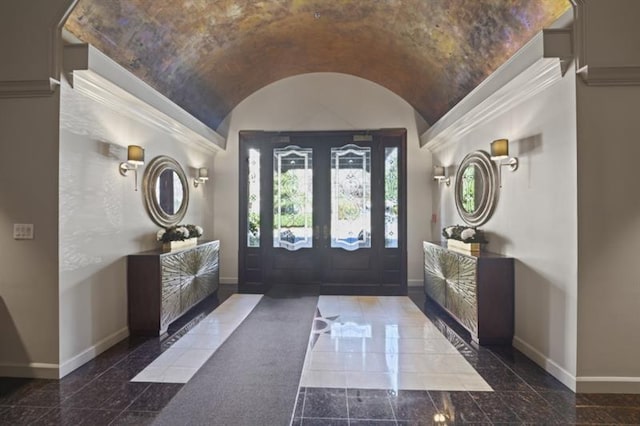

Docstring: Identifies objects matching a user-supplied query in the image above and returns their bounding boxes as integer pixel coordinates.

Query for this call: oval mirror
[454,150,498,226]
[143,155,189,227]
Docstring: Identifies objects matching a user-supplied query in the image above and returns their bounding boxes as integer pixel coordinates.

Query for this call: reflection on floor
[1,286,640,425]
[301,296,491,392]
[131,294,262,383]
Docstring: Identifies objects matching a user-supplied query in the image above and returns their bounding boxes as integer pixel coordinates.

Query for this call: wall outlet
[13,224,34,240]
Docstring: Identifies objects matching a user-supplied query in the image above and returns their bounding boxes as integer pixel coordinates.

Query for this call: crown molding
[579,66,640,85]
[63,44,225,154]
[571,0,640,85]
[0,1,77,98]
[420,29,571,152]
[570,0,588,75]
[0,79,59,98]
[52,1,79,85]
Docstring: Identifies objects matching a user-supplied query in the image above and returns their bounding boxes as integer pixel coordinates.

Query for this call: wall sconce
[119,145,145,191]
[433,165,451,186]
[490,139,518,187]
[193,167,209,188]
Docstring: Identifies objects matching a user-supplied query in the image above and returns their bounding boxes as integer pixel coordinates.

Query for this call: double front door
[239,130,406,295]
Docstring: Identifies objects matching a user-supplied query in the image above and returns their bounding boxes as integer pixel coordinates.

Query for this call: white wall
[570,0,640,393]
[431,65,578,385]
[575,71,640,391]
[214,72,432,285]
[58,78,216,373]
[0,0,75,378]
[0,95,61,378]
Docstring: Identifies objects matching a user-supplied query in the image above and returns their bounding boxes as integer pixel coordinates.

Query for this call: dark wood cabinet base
[423,241,514,345]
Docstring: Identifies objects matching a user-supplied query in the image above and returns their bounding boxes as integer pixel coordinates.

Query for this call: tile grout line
[344,386,350,424]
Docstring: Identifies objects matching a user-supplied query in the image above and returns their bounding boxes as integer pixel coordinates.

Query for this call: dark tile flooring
[1,286,639,425]
[0,285,237,426]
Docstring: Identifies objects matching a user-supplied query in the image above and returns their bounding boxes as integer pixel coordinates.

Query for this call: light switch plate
[13,223,34,240]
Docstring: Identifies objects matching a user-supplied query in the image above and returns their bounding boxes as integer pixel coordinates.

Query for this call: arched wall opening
[213,72,433,285]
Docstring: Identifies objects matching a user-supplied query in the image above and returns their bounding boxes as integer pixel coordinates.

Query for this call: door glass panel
[462,165,481,213]
[331,144,371,250]
[273,146,313,250]
[247,148,260,247]
[385,147,399,248]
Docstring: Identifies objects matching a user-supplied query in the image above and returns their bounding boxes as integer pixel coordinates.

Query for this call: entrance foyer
[238,130,408,295]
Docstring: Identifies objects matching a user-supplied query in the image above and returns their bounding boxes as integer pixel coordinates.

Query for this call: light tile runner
[132,294,263,383]
[300,295,492,391]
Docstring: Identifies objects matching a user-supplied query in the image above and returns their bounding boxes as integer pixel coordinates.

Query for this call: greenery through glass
[247,149,260,247]
[384,147,399,248]
[330,145,371,250]
[461,165,477,213]
[273,147,313,250]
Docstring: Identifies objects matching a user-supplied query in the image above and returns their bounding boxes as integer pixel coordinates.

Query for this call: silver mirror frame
[142,155,189,227]
[454,150,499,226]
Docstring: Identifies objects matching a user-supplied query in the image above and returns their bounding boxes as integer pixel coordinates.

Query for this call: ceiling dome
[65,0,570,130]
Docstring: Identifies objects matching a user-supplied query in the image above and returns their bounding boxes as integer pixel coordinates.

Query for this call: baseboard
[222,278,419,287]
[0,362,60,379]
[512,336,576,391]
[59,326,129,378]
[408,279,422,287]
[576,376,640,393]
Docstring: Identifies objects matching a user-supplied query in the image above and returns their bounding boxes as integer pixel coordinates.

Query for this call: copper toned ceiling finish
[65,0,570,130]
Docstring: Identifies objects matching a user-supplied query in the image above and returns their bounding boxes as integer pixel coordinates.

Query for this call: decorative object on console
[442,225,487,254]
[119,145,145,191]
[490,139,518,188]
[193,167,209,188]
[157,224,204,251]
[433,165,451,186]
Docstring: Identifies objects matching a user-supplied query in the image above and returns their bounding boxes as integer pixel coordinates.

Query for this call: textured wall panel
[160,242,220,331]
[161,252,185,330]
[180,243,220,312]
[446,254,478,335]
[423,242,478,335]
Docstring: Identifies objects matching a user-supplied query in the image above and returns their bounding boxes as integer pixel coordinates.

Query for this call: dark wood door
[239,129,406,295]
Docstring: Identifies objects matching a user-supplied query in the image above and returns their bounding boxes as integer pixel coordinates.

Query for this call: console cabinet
[127,240,220,336]
[423,241,514,345]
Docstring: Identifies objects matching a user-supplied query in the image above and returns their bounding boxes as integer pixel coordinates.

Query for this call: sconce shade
[490,139,509,160]
[433,165,446,178]
[197,167,209,180]
[127,145,145,165]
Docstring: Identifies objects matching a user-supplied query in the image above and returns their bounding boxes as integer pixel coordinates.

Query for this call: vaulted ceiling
[64,0,570,131]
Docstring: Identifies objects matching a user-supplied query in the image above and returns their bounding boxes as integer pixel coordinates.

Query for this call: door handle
[314,225,320,240]
[323,225,329,241]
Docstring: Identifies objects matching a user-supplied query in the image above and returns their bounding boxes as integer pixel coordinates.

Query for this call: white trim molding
[0,79,59,98]
[513,336,577,392]
[576,376,640,394]
[420,29,572,152]
[577,66,640,86]
[59,327,129,378]
[407,279,422,287]
[63,44,226,154]
[0,363,60,380]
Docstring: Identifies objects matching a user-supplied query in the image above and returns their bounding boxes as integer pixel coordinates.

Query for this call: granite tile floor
[1,285,640,425]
